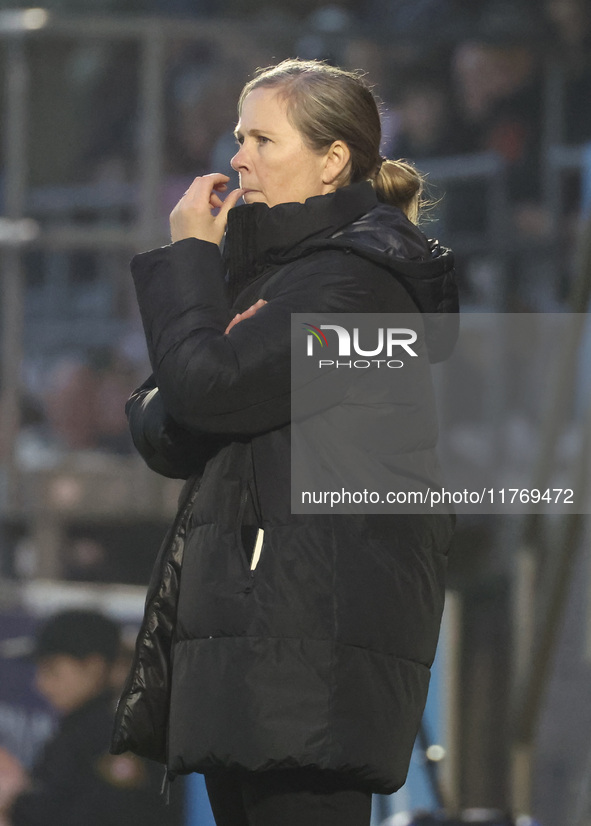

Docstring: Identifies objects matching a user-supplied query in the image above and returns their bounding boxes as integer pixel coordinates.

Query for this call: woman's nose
[231,145,247,172]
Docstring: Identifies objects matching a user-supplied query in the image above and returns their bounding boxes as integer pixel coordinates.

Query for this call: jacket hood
[224,181,458,361]
[319,201,459,363]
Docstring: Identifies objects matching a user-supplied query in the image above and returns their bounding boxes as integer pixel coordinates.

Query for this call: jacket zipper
[249,441,264,574]
[250,528,265,571]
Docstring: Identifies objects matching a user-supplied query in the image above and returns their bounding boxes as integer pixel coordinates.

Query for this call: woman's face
[231,86,335,208]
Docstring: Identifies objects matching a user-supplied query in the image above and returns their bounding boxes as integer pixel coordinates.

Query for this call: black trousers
[205,769,373,826]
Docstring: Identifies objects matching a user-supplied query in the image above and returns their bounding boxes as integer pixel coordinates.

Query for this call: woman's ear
[322,140,351,187]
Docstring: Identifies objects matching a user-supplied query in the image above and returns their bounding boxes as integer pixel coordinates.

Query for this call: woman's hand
[170,173,244,246]
[225,299,267,334]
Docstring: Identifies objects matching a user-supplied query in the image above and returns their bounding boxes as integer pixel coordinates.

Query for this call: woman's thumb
[218,187,244,220]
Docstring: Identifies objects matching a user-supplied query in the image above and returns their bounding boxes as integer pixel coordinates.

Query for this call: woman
[111,59,458,826]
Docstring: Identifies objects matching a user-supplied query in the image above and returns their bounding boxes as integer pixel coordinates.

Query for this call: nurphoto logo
[302,322,419,369]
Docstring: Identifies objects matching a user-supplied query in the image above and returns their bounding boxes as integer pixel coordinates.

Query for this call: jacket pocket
[235,444,265,577]
[237,482,265,571]
[242,525,264,595]
[249,527,265,571]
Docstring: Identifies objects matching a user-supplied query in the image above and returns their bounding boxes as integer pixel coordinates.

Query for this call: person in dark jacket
[4,609,181,826]
[111,59,458,826]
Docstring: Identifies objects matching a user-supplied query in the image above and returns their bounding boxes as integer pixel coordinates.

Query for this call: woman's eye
[257,136,270,145]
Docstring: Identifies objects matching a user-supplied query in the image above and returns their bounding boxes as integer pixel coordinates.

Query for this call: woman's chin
[242,190,265,204]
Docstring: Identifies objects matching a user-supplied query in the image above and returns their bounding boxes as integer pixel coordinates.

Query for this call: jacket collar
[224,181,378,296]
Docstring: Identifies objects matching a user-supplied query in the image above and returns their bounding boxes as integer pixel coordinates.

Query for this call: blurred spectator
[452,39,543,202]
[0,609,182,826]
[94,349,137,453]
[161,47,258,218]
[164,45,243,177]
[545,0,591,144]
[76,43,139,184]
[43,358,100,451]
[340,37,401,153]
[451,35,548,240]
[62,538,110,583]
[388,70,472,160]
[39,348,135,455]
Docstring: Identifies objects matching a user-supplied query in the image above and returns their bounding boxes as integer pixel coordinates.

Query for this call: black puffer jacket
[111,181,457,794]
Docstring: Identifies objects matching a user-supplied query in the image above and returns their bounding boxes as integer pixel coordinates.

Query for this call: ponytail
[372,158,425,225]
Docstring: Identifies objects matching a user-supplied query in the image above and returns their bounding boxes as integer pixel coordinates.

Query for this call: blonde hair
[238,59,425,224]
[376,158,425,225]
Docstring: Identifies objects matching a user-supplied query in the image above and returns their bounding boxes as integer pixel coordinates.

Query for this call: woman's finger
[217,187,245,222]
[183,173,230,201]
[241,300,268,318]
[170,174,241,245]
[224,313,242,335]
[224,300,268,334]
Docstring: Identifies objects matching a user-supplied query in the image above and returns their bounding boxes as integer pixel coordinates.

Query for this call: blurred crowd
[3,0,591,456]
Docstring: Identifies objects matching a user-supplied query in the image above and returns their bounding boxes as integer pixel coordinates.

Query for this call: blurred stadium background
[1,0,591,824]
